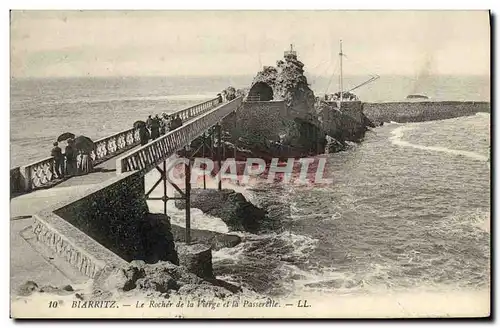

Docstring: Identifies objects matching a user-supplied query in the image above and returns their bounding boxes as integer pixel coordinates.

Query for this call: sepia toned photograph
[9,10,491,318]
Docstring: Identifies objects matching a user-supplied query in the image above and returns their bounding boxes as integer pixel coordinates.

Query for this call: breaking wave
[390,126,488,161]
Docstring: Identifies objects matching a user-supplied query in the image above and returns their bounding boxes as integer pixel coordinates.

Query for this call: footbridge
[10,95,244,287]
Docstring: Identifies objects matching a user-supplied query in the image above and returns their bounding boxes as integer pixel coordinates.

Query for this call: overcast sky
[10,10,490,78]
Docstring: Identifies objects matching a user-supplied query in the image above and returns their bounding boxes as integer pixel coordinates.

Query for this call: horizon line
[10,73,491,80]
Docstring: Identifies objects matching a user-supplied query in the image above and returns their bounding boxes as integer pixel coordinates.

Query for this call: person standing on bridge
[161,113,169,135]
[168,115,175,131]
[78,149,93,175]
[169,115,178,131]
[150,116,160,140]
[139,124,150,146]
[172,115,183,130]
[64,139,77,176]
[146,115,153,130]
[51,142,64,179]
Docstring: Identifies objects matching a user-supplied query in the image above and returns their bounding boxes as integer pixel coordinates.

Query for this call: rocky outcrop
[91,260,241,299]
[17,260,242,300]
[251,58,316,119]
[316,100,368,142]
[170,223,241,250]
[176,243,214,280]
[140,213,179,265]
[220,49,372,158]
[324,135,349,153]
[220,50,326,157]
[175,189,266,233]
[17,281,76,297]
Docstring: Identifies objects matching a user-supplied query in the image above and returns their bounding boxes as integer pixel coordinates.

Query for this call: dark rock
[176,243,214,280]
[140,213,179,265]
[175,189,266,233]
[135,271,179,293]
[221,50,326,157]
[147,261,204,286]
[176,283,231,299]
[62,285,74,292]
[18,281,39,296]
[92,260,239,298]
[170,224,241,250]
[176,189,232,213]
[325,135,348,153]
[206,278,243,294]
[17,281,76,296]
[92,265,132,293]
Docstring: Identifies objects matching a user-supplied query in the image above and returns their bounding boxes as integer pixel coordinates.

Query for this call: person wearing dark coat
[146,115,153,129]
[139,125,150,146]
[173,115,183,130]
[150,117,160,140]
[168,116,176,131]
[64,139,77,176]
[161,113,170,134]
[159,119,166,135]
[51,142,64,178]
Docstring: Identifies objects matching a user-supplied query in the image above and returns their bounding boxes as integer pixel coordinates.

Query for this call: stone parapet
[32,210,127,279]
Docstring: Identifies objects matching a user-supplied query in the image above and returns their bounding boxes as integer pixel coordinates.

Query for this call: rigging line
[309,57,331,71]
[310,58,332,85]
[325,59,339,95]
[338,53,380,93]
[347,76,380,93]
[343,54,378,79]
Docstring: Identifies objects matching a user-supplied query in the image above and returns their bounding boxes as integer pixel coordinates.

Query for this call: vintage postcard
[10,10,491,318]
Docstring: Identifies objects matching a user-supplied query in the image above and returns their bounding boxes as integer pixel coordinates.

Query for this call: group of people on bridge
[50,139,93,179]
[138,113,183,146]
[48,93,236,180]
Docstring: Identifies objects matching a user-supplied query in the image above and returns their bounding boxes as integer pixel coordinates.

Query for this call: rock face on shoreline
[140,213,179,265]
[176,243,214,280]
[170,223,241,250]
[91,260,241,299]
[220,49,375,158]
[222,51,326,157]
[251,57,316,120]
[175,189,266,233]
[316,100,375,146]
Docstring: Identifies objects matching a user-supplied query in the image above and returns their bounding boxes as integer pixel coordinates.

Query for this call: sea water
[213,113,490,297]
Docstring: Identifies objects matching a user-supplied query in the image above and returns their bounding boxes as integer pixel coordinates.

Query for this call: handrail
[117,96,243,174]
[14,96,221,193]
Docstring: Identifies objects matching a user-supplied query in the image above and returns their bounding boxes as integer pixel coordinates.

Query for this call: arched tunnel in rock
[247,82,274,101]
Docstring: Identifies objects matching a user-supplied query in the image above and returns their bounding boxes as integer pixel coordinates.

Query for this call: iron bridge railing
[116,96,243,174]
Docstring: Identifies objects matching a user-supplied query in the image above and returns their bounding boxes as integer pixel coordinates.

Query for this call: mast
[339,39,343,104]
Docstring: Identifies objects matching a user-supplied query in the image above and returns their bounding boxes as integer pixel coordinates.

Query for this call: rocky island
[218,47,375,158]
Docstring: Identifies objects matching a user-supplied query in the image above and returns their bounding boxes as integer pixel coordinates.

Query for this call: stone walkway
[9,155,121,295]
[10,217,89,295]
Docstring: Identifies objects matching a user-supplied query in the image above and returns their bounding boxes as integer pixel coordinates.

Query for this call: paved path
[9,143,134,295]
[10,217,89,295]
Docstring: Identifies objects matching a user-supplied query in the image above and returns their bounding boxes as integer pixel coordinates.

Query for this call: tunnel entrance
[247,82,274,101]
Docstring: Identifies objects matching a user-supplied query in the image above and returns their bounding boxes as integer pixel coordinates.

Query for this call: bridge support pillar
[185,152,192,245]
[202,133,206,190]
[163,160,167,215]
[216,124,222,191]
